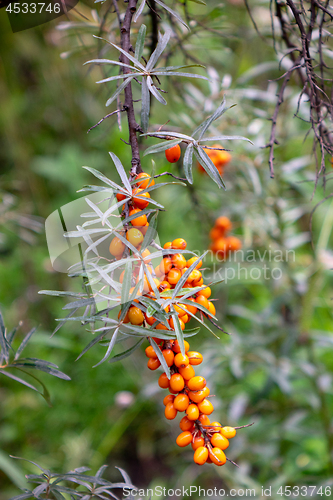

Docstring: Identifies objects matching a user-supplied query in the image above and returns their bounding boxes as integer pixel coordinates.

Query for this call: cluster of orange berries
[109,173,154,257]
[117,237,216,329]
[209,216,242,257]
[198,144,231,175]
[146,337,241,466]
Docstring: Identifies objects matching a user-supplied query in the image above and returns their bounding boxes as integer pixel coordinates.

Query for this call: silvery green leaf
[141,77,150,133]
[150,337,170,378]
[200,135,253,144]
[154,64,206,72]
[170,308,185,356]
[109,338,145,363]
[133,0,146,22]
[147,76,167,105]
[83,59,137,72]
[143,139,181,156]
[84,233,111,257]
[141,131,194,141]
[146,29,172,71]
[96,72,145,84]
[83,166,125,190]
[93,328,119,367]
[115,231,140,255]
[141,213,158,250]
[121,261,132,305]
[183,143,194,184]
[188,0,206,4]
[14,328,37,360]
[106,77,134,107]
[135,24,146,61]
[0,369,39,392]
[92,36,146,70]
[172,252,208,299]
[109,152,132,192]
[154,0,189,30]
[193,146,226,190]
[143,263,160,299]
[90,262,121,293]
[153,71,208,80]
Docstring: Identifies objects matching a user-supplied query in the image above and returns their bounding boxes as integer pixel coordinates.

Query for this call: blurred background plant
[0,0,332,498]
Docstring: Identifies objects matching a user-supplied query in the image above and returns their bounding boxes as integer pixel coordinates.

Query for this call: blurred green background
[0,1,332,498]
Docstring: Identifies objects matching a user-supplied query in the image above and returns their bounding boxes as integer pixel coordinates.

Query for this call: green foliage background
[0,1,332,498]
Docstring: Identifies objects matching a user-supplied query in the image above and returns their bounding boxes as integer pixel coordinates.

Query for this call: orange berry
[187,351,203,366]
[178,365,195,381]
[165,144,181,163]
[188,390,206,404]
[186,403,200,421]
[188,269,201,283]
[171,253,187,269]
[158,373,170,389]
[215,216,232,232]
[209,421,222,432]
[187,376,206,391]
[176,431,193,447]
[159,280,171,291]
[227,236,242,252]
[195,295,209,310]
[170,373,185,392]
[171,238,187,250]
[221,426,236,439]
[116,192,127,202]
[174,304,186,316]
[191,436,205,451]
[126,227,144,247]
[164,402,177,420]
[197,286,211,299]
[172,340,190,353]
[207,301,216,316]
[169,317,185,330]
[174,353,189,369]
[186,257,202,269]
[186,298,197,315]
[174,393,190,412]
[128,306,144,325]
[163,394,175,406]
[145,345,157,358]
[179,415,194,432]
[132,187,150,209]
[198,414,210,426]
[180,313,189,324]
[214,237,228,254]
[210,433,229,450]
[209,227,222,240]
[135,172,155,190]
[147,357,161,370]
[118,309,129,323]
[167,268,182,285]
[209,447,226,466]
[162,349,174,367]
[160,257,173,275]
[145,314,156,326]
[197,399,214,415]
[109,236,126,257]
[193,446,208,465]
[193,278,203,287]
[156,323,168,330]
[163,241,172,249]
[129,208,147,227]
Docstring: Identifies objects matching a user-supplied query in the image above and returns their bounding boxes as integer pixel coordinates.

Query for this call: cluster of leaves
[10,458,136,500]
[0,310,70,405]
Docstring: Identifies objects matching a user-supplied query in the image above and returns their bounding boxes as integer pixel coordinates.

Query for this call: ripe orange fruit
[169,317,185,330]
[186,257,202,269]
[174,353,189,369]
[171,238,187,250]
[188,269,201,283]
[126,227,144,247]
[215,216,232,232]
[188,389,206,404]
[176,431,193,447]
[118,309,129,323]
[169,373,185,392]
[163,241,172,249]
[197,286,211,299]
[164,401,177,420]
[197,399,214,415]
[171,253,187,269]
[187,351,203,366]
[186,298,197,315]
[193,446,208,465]
[147,357,161,370]
[162,349,174,367]
[187,376,206,391]
[209,421,222,432]
[116,192,127,202]
[195,295,209,310]
[174,393,190,412]
[178,364,195,381]
[109,236,126,257]
[209,227,222,240]
[135,172,155,190]
[179,415,194,432]
[210,433,229,450]
[207,301,216,316]
[186,403,199,421]
[221,426,236,439]
[214,237,228,254]
[129,208,147,227]
[163,394,175,406]
[209,447,226,466]
[191,436,205,451]
[132,187,150,209]
[128,306,144,325]
[145,345,157,358]
[227,236,242,251]
[167,268,182,285]
[172,340,190,353]
[198,414,210,426]
[158,373,170,389]
[159,257,173,275]
[165,144,181,163]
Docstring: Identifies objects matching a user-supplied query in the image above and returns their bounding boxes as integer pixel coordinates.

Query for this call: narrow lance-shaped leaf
[92,36,146,71]
[143,139,182,157]
[193,146,226,190]
[133,0,146,23]
[96,72,145,84]
[183,143,194,184]
[109,338,145,363]
[172,252,208,299]
[141,131,194,141]
[147,76,167,105]
[200,135,253,144]
[121,260,132,305]
[150,337,171,379]
[154,0,189,30]
[109,152,132,192]
[14,327,37,360]
[84,59,137,72]
[170,307,186,356]
[93,328,119,367]
[135,24,146,61]
[141,76,150,133]
[146,29,172,71]
[106,76,134,107]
